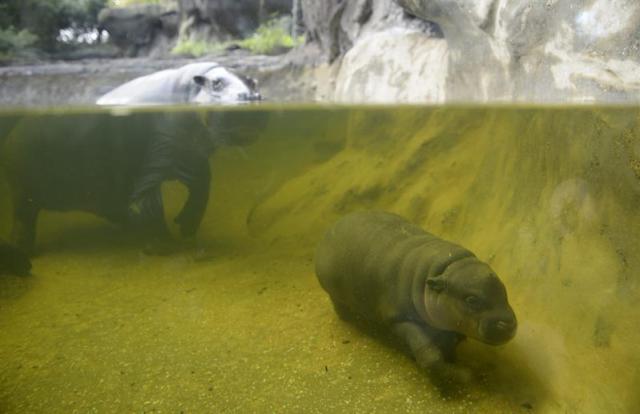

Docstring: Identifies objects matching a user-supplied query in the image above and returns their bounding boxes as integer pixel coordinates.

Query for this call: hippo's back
[315,211,474,322]
[97,62,219,105]
[315,212,428,315]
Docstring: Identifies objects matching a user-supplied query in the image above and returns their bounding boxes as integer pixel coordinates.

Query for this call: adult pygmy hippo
[1,111,220,256]
[315,211,517,376]
[96,62,262,106]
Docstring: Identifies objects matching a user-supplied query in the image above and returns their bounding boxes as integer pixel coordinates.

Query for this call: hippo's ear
[426,277,446,292]
[193,76,207,87]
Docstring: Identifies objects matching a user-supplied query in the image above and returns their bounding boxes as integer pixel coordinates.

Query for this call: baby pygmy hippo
[315,211,516,376]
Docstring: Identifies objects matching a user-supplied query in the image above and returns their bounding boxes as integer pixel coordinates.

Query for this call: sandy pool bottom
[0,222,549,414]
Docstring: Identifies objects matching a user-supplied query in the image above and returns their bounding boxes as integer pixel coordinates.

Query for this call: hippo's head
[192,66,262,104]
[423,257,517,345]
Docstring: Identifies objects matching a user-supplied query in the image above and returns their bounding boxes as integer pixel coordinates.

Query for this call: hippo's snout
[239,92,262,102]
[480,313,517,345]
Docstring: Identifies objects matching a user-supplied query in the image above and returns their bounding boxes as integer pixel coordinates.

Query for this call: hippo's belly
[1,114,150,219]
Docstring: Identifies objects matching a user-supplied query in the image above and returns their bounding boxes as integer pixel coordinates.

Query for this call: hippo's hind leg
[10,196,39,256]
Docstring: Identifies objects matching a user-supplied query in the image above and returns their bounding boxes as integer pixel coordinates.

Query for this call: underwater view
[1,104,639,413]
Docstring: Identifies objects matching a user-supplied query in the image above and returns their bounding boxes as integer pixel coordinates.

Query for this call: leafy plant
[172,17,305,57]
[237,17,304,55]
[108,0,166,6]
[0,27,38,64]
[171,39,228,57]
[0,27,38,54]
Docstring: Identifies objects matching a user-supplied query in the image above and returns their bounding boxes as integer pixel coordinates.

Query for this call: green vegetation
[108,0,166,6]
[237,17,304,55]
[172,18,305,58]
[0,0,108,57]
[171,39,227,57]
[0,27,37,62]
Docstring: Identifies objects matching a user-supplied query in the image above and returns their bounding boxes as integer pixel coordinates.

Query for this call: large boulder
[300,0,437,62]
[395,0,640,101]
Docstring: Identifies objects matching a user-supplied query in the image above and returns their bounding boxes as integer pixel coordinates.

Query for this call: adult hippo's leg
[128,186,173,255]
[127,138,176,255]
[10,194,39,256]
[128,139,211,254]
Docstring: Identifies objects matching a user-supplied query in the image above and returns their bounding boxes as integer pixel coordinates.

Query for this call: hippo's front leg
[392,321,444,368]
[128,186,174,255]
[127,139,176,254]
[392,321,470,385]
[173,153,211,238]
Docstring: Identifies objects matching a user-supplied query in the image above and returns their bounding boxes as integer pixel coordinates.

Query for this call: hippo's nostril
[496,320,511,331]
[494,316,517,332]
[239,93,262,102]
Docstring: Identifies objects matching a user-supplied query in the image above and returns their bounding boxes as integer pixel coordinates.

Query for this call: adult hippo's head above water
[96,62,262,106]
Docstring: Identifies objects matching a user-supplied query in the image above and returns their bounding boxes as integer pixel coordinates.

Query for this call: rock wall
[179,0,292,40]
[98,0,293,57]
[299,0,640,103]
[98,4,180,57]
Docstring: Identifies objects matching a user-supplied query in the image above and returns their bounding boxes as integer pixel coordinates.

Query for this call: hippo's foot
[429,360,472,386]
[415,344,472,391]
[0,241,32,276]
[143,237,181,256]
[142,236,198,256]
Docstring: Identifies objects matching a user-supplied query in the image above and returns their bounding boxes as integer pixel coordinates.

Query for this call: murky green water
[1,104,639,413]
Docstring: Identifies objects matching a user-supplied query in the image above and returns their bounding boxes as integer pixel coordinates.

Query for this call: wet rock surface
[300,0,640,103]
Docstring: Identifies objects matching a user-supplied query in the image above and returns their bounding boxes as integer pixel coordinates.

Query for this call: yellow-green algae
[0,105,639,413]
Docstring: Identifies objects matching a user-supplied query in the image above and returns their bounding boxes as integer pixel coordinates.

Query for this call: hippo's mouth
[478,317,517,345]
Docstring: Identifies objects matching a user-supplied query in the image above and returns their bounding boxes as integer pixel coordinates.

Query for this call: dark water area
[0,104,639,412]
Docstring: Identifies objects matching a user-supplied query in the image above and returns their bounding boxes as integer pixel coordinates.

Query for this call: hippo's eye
[465,295,483,310]
[211,78,226,91]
